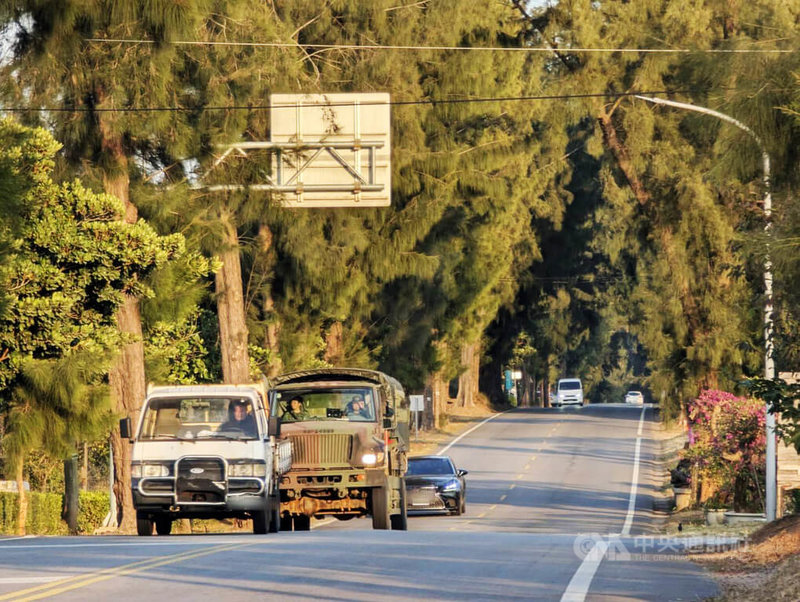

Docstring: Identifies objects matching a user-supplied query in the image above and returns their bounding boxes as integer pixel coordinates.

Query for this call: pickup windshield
[274,387,376,422]
[139,397,259,440]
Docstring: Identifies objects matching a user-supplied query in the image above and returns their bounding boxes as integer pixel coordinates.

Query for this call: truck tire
[252,502,269,534]
[136,512,154,536]
[155,517,172,535]
[371,486,390,530]
[268,495,280,533]
[280,514,293,531]
[390,479,408,531]
[293,515,311,531]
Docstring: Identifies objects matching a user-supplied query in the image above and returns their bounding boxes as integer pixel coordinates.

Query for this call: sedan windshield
[139,397,258,440]
[407,458,455,476]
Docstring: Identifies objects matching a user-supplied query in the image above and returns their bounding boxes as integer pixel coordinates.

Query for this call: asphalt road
[0,405,721,601]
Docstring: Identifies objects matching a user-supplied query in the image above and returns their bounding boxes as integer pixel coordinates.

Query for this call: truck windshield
[139,397,258,440]
[275,388,376,422]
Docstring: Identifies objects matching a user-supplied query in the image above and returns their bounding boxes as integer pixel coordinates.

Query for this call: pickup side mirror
[268,416,281,438]
[457,469,468,477]
[119,417,132,441]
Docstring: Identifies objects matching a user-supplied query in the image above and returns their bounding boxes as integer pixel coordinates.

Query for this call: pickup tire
[136,512,154,536]
[371,486,390,530]
[252,504,269,534]
[268,498,280,533]
[390,480,408,531]
[155,517,172,535]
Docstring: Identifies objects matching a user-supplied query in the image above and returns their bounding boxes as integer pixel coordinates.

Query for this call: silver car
[625,391,644,404]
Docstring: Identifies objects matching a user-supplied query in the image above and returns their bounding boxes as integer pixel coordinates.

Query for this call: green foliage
[0,490,110,535]
[0,491,67,535]
[77,491,110,535]
[744,377,800,453]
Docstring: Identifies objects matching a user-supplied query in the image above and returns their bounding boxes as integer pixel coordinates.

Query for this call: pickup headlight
[229,462,267,477]
[440,479,460,492]
[131,463,170,478]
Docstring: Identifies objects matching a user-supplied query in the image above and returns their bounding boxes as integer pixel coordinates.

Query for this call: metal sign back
[269,93,391,207]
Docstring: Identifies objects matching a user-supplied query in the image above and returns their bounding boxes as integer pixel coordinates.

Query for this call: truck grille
[288,433,353,467]
[176,457,226,504]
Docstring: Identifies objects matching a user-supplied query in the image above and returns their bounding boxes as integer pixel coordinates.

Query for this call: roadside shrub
[683,389,766,512]
[77,491,110,534]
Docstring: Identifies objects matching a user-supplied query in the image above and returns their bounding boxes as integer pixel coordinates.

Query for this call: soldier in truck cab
[282,395,309,422]
[345,395,370,420]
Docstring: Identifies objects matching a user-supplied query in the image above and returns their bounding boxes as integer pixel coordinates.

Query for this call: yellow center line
[477,512,487,518]
[3,542,248,602]
[509,484,516,490]
[524,464,531,471]
[530,455,537,461]
[500,494,507,502]
[489,504,497,511]
[515,474,524,480]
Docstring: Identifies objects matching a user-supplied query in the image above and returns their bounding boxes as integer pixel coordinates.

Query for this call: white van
[554,378,584,407]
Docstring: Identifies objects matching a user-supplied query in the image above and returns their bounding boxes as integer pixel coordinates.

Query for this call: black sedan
[405,455,468,515]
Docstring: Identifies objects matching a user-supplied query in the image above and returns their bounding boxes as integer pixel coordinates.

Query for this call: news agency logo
[573,533,746,562]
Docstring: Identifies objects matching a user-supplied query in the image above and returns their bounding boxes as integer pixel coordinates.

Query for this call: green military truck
[270,368,410,531]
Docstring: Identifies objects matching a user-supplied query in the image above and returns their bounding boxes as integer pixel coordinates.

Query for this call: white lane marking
[560,404,648,602]
[0,540,249,550]
[622,405,647,536]
[0,536,36,543]
[436,411,509,456]
[560,538,609,602]
[0,576,67,584]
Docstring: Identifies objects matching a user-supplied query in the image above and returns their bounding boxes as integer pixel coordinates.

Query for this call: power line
[0,88,701,114]
[86,37,796,54]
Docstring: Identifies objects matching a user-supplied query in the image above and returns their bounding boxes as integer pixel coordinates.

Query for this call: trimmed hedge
[0,490,110,535]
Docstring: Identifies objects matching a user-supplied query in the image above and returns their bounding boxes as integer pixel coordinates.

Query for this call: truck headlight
[361,453,379,466]
[229,462,267,477]
[131,463,170,478]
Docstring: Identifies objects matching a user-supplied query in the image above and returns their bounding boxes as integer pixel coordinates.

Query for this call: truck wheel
[155,517,172,535]
[136,512,154,536]
[252,505,269,534]
[293,515,311,531]
[280,515,293,531]
[371,486,390,530]
[268,496,280,533]
[390,480,408,531]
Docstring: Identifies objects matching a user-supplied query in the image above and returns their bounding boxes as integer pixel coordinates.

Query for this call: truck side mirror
[119,417,132,440]
[268,416,281,438]
[383,417,393,429]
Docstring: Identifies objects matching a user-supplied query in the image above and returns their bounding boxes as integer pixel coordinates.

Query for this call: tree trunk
[109,295,146,533]
[426,372,448,430]
[216,219,250,384]
[80,442,88,490]
[15,458,26,536]
[457,341,481,407]
[103,144,145,534]
[324,322,344,366]
[597,109,651,206]
[63,455,79,534]
[258,225,283,378]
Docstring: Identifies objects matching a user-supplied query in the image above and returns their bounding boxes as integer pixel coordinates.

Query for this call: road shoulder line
[436,410,510,456]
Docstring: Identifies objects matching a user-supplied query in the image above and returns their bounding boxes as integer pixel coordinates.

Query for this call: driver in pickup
[220,400,257,436]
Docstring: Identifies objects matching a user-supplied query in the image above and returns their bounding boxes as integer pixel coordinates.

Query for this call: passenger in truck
[282,396,310,421]
[345,395,370,420]
[220,400,257,436]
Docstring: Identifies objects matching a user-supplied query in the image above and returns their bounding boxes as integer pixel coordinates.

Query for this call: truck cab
[271,368,410,531]
[121,383,290,536]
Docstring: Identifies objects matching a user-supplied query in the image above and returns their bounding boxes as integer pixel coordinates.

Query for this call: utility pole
[634,95,777,521]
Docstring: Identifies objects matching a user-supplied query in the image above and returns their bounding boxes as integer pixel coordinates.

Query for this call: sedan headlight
[229,462,267,477]
[131,463,170,478]
[440,479,460,492]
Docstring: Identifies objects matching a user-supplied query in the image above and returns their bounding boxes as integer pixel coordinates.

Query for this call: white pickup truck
[120,383,291,536]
